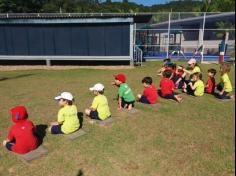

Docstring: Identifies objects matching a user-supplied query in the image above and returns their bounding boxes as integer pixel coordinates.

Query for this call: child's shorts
[121,98,135,108]
[140,96,150,104]
[89,110,100,120]
[216,91,231,99]
[163,93,177,100]
[51,125,64,134]
[6,141,15,151]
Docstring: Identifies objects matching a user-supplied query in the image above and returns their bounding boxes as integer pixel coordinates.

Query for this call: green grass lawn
[0,62,235,176]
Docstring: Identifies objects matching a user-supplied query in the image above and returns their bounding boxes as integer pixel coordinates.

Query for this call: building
[0,13,152,65]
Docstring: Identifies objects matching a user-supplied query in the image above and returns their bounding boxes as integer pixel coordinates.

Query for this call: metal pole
[201,12,206,63]
[167,12,171,58]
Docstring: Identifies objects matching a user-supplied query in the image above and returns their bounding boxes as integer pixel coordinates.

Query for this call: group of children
[2,59,234,155]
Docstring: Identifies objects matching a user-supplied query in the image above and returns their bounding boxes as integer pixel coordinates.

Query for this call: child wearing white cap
[85,83,111,121]
[48,92,80,134]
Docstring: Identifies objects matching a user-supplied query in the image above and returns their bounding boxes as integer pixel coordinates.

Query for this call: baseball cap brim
[54,96,62,100]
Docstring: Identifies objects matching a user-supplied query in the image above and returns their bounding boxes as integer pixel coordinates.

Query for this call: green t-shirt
[91,95,111,120]
[118,83,135,102]
[221,73,233,92]
[58,105,80,134]
[193,80,204,97]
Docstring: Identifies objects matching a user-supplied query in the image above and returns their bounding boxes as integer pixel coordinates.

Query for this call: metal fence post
[167,12,171,58]
[201,12,206,63]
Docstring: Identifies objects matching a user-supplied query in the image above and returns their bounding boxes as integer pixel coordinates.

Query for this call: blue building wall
[0,23,130,57]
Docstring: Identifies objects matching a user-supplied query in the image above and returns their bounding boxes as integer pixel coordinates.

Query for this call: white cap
[54,92,74,101]
[89,83,105,92]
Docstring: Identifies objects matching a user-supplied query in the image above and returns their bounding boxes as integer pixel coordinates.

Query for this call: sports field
[0,61,235,176]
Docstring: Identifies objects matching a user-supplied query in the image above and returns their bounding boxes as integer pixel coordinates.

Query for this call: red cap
[10,106,28,123]
[114,74,126,83]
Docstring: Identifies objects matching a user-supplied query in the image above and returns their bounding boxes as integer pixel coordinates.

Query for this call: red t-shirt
[7,120,38,154]
[205,77,215,94]
[143,84,158,104]
[160,78,175,96]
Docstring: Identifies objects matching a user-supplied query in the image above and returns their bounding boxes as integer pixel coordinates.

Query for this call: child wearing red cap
[137,77,158,104]
[2,106,38,154]
[113,74,135,110]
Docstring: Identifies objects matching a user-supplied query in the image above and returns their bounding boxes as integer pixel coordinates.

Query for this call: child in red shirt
[205,69,216,94]
[160,70,183,103]
[2,106,38,154]
[137,77,158,104]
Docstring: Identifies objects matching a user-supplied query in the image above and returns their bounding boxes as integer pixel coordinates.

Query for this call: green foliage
[0,0,235,13]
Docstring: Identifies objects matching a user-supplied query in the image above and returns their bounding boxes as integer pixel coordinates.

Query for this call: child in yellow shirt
[216,63,234,100]
[49,92,80,134]
[85,83,111,121]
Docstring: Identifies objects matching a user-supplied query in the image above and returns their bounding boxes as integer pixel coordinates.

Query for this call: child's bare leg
[175,78,182,86]
[137,94,142,101]
[174,95,182,103]
[127,104,133,111]
[182,83,187,93]
[84,109,91,118]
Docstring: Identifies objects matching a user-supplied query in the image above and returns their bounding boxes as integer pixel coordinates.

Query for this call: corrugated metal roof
[0,13,152,23]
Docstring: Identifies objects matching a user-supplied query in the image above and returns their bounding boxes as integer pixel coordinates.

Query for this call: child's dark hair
[220,62,231,74]
[62,99,73,105]
[162,69,173,78]
[98,90,104,95]
[192,72,203,80]
[208,68,217,76]
[163,58,171,63]
[142,77,153,85]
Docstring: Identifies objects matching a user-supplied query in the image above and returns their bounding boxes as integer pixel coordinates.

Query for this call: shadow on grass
[0,74,35,82]
[78,112,84,129]
[76,169,84,176]
[35,124,48,146]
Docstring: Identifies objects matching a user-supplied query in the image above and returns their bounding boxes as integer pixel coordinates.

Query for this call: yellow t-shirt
[192,66,201,73]
[58,105,80,134]
[91,95,111,120]
[221,73,233,92]
[193,80,204,97]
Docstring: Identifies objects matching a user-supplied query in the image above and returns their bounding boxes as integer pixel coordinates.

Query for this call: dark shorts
[6,141,15,151]
[163,93,177,100]
[89,110,100,120]
[216,91,231,99]
[140,96,150,104]
[121,98,135,108]
[51,125,64,134]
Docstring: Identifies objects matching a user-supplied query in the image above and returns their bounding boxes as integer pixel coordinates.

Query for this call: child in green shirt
[49,92,80,135]
[85,83,111,121]
[113,74,135,111]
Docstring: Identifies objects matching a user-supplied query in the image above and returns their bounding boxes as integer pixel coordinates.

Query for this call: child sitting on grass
[216,63,234,100]
[2,106,38,154]
[160,70,183,102]
[205,68,217,94]
[137,77,158,104]
[172,65,185,89]
[85,83,111,121]
[157,58,173,76]
[113,74,135,111]
[183,72,204,97]
[49,92,80,135]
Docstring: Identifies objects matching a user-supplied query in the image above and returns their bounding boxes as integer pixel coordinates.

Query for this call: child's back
[92,94,111,120]
[193,80,204,96]
[119,83,135,102]
[58,105,80,134]
[160,78,175,97]
[206,77,216,94]
[8,119,38,154]
[221,73,233,93]
[143,84,158,104]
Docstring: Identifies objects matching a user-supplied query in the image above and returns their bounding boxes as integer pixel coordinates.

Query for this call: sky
[101,0,170,6]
